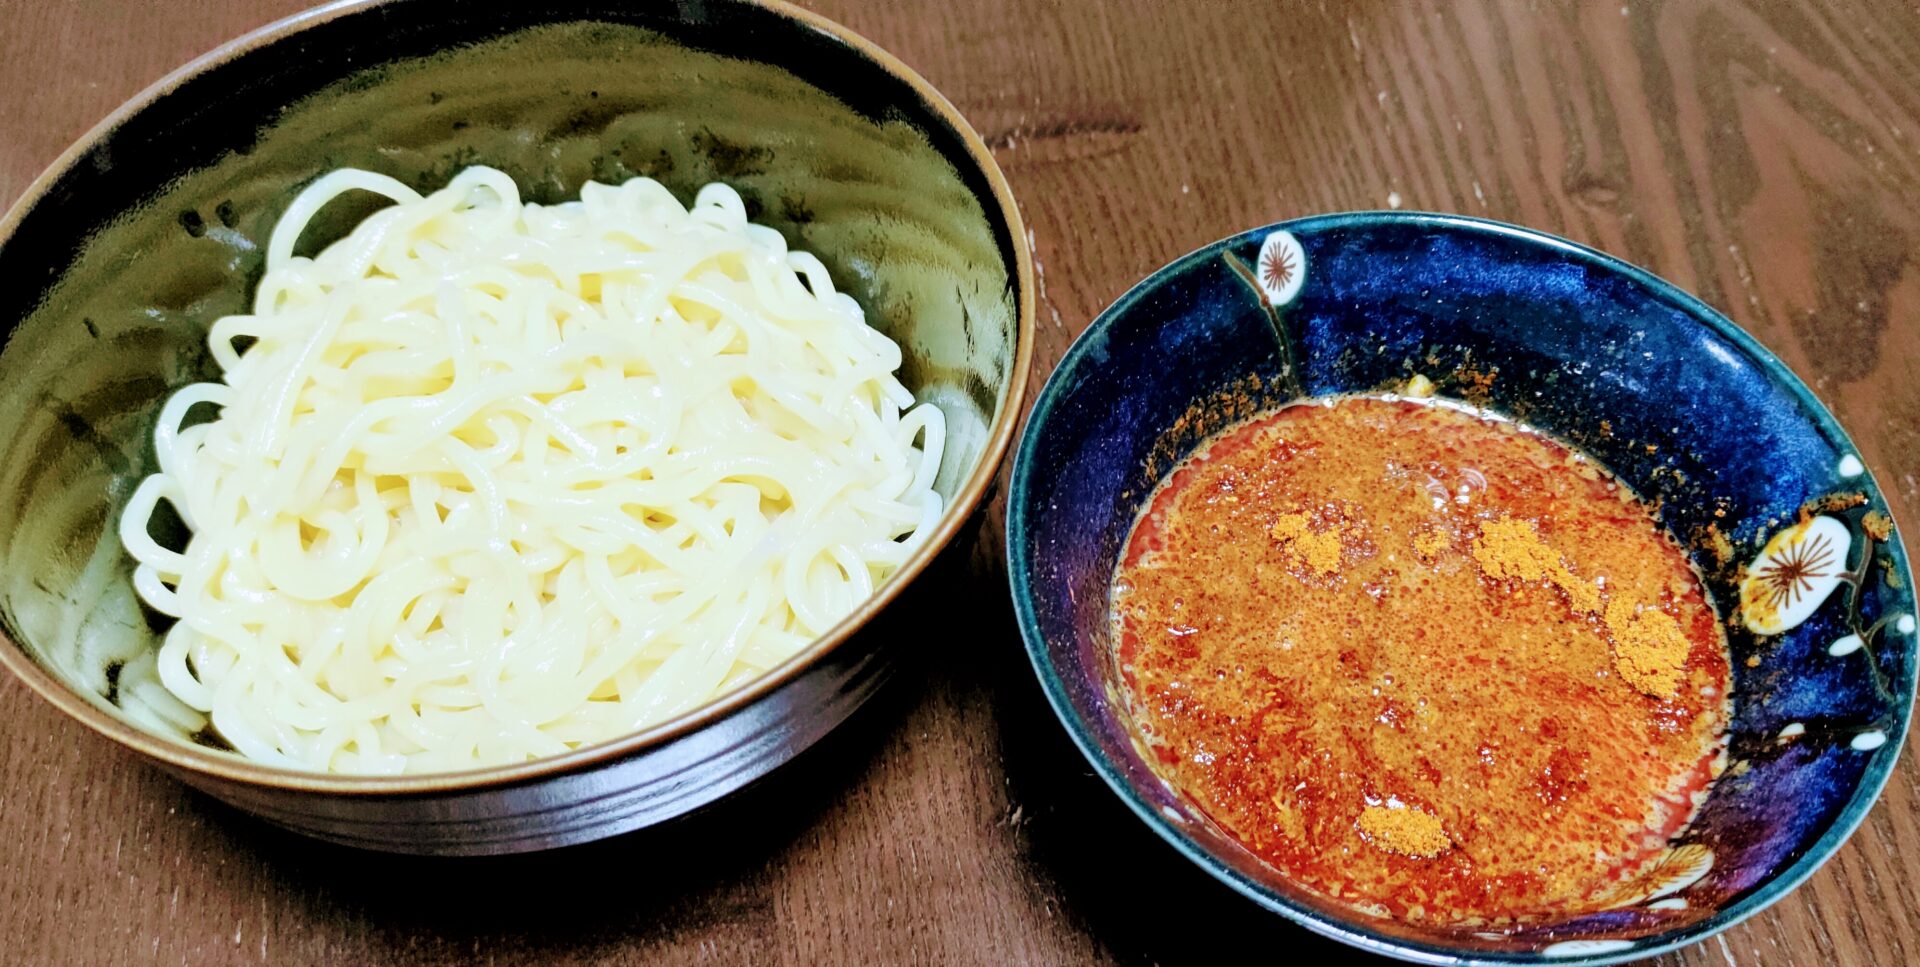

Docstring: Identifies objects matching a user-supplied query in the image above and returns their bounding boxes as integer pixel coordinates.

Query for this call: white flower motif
[1255,230,1306,306]
[1596,843,1714,908]
[1740,515,1850,635]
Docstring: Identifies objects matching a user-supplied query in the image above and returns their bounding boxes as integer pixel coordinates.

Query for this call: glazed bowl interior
[0,1,1025,783]
[1008,213,1915,964]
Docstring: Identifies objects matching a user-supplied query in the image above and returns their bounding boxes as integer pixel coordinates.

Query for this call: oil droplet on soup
[1111,396,1730,925]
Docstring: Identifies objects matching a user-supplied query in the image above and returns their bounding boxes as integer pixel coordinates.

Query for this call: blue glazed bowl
[1006,212,1916,964]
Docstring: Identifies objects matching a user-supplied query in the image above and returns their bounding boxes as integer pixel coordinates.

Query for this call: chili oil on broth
[1110,394,1732,925]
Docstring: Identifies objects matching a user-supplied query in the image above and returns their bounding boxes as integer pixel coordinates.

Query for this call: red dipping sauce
[1111,395,1730,925]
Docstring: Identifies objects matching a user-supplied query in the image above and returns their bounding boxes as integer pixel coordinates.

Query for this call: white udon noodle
[117,166,945,775]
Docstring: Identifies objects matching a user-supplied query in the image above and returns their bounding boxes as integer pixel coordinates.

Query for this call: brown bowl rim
[0,0,1035,795]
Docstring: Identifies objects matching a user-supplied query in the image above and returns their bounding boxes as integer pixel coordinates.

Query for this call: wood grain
[4,1,1918,964]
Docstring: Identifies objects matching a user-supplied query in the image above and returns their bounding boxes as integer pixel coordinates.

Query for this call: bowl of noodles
[0,0,1032,853]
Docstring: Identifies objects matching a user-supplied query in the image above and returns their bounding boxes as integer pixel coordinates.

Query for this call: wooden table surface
[4,1,1918,964]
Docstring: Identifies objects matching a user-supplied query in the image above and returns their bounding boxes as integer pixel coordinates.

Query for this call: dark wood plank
[2,1,1916,964]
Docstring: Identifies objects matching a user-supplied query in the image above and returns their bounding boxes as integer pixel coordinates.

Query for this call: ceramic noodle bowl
[1008,214,1914,963]
[0,0,1032,854]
